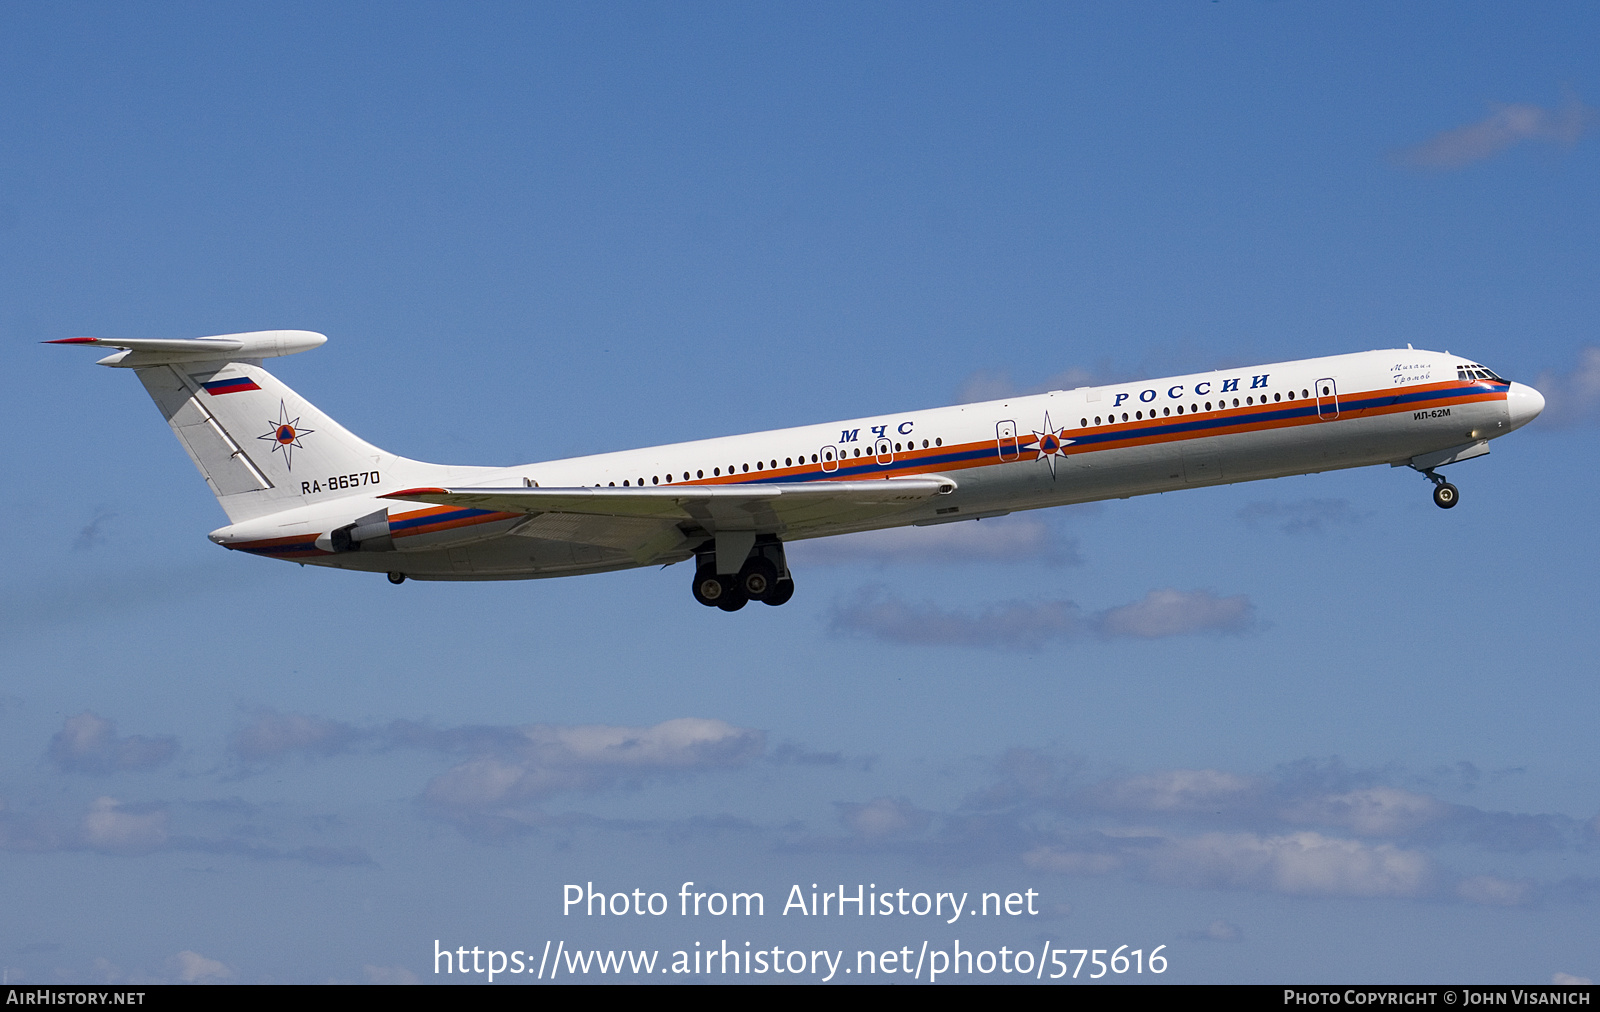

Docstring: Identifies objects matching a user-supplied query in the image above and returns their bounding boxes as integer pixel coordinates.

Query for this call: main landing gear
[692,538,794,611]
[1421,470,1460,510]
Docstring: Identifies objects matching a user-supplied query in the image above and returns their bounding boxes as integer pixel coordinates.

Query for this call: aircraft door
[1316,378,1340,420]
[996,420,1020,461]
[820,445,839,473]
[874,437,894,465]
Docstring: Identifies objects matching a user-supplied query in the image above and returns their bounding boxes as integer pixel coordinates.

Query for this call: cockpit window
[1457,364,1506,383]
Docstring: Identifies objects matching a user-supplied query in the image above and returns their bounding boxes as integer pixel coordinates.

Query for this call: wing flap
[512,511,684,553]
[381,477,955,532]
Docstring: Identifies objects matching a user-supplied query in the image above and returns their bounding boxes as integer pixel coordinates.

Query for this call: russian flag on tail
[203,377,261,395]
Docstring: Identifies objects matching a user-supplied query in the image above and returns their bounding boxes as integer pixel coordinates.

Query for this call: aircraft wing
[383,476,953,523]
[381,477,955,561]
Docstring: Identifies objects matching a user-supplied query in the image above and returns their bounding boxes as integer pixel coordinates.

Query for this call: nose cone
[1506,381,1545,431]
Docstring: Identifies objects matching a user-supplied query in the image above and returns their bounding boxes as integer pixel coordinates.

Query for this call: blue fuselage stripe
[740,382,1505,481]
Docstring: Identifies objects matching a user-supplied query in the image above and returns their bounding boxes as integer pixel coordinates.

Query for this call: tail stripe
[227,534,328,558]
[202,377,261,395]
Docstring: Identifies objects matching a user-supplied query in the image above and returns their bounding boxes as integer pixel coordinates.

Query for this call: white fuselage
[209,347,1543,581]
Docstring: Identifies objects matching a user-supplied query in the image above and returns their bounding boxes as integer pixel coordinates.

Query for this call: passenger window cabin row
[593,438,947,487]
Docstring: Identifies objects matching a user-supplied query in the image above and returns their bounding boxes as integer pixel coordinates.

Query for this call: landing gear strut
[692,538,794,609]
[1421,469,1459,510]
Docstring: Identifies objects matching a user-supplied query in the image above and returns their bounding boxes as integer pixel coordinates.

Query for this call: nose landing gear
[1421,470,1460,510]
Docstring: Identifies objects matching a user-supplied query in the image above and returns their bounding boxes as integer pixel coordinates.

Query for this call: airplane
[51,331,1544,611]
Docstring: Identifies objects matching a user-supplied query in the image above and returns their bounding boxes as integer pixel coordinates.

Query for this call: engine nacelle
[323,509,394,553]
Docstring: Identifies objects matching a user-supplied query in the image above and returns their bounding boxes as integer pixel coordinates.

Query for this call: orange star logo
[1031,412,1074,477]
[257,401,314,470]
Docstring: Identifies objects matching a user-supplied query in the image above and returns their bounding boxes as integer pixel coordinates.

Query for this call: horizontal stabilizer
[48,331,327,367]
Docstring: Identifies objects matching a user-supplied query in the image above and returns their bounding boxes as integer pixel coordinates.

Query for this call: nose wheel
[1421,469,1459,510]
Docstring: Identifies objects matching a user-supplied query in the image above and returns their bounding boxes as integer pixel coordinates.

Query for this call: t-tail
[50,331,437,522]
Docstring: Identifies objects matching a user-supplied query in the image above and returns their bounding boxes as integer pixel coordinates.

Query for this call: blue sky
[2,2,1597,984]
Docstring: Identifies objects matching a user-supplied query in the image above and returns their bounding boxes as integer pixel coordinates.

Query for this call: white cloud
[1183,919,1243,943]
[1397,95,1591,169]
[81,797,169,854]
[426,757,529,809]
[1022,846,1123,876]
[47,712,176,774]
[364,964,420,985]
[956,369,1018,404]
[51,713,115,765]
[1553,973,1594,986]
[423,718,765,813]
[1282,787,1450,837]
[910,751,1591,906]
[1535,347,1600,427]
[1455,875,1533,907]
[526,719,762,772]
[837,797,932,840]
[1093,588,1256,639]
[956,366,1099,404]
[231,709,359,762]
[829,588,1083,649]
[174,950,232,983]
[1145,831,1433,898]
[830,586,1256,649]
[1089,769,1259,815]
[0,794,371,865]
[1025,831,1436,899]
[1203,919,1242,942]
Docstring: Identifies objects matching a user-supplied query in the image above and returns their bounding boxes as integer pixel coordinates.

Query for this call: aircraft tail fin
[51,331,435,522]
